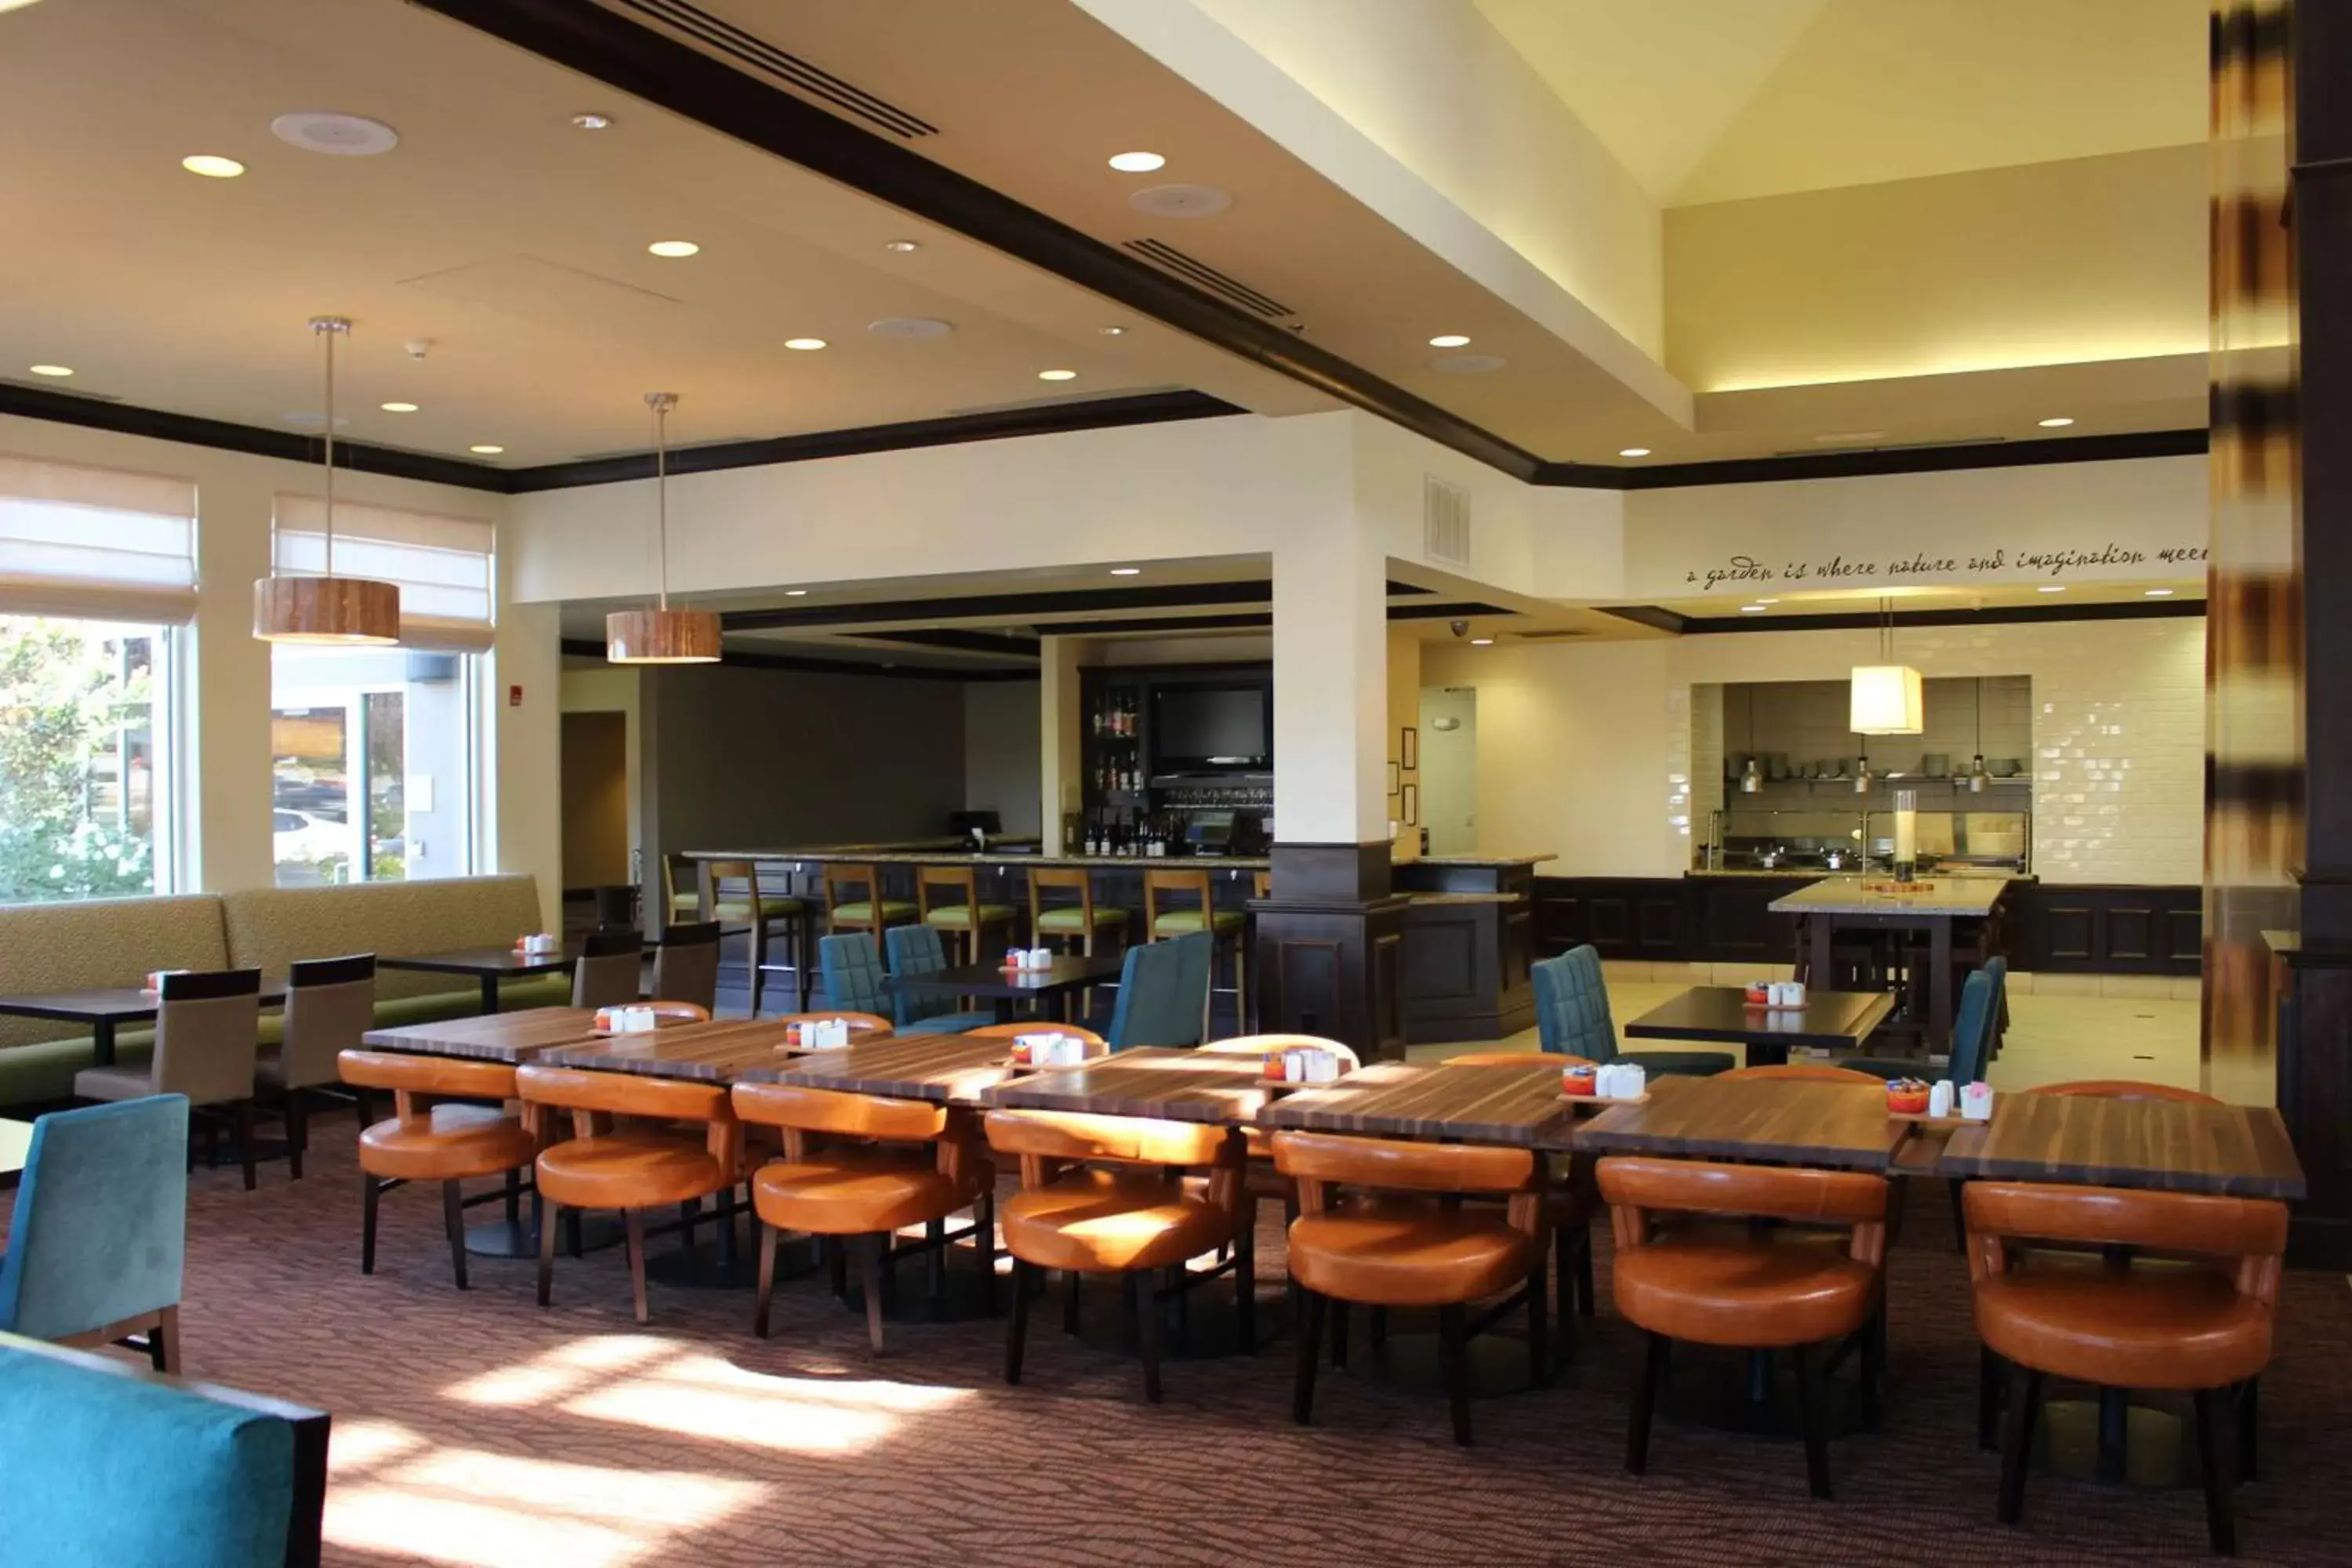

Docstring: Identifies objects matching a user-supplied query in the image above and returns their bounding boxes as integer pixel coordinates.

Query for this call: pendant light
[1849,597,1922,735]
[606,392,721,664]
[1968,677,1988,793]
[1738,686,1762,793]
[254,316,401,644]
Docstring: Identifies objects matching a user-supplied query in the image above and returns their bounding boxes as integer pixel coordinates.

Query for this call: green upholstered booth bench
[0,1330,328,1567]
[0,874,559,1106]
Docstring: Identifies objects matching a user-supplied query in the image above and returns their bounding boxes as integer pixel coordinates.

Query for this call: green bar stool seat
[917,865,1018,964]
[1149,908,1246,938]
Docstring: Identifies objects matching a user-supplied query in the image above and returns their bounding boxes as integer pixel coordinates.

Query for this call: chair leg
[1860,1308,1886,1433]
[976,1189,998,1316]
[1233,1213,1257,1356]
[234,1099,257,1191]
[361,1174,379,1275]
[1062,1267,1082,1335]
[1576,1228,1597,1318]
[1005,1259,1035,1385]
[1136,1270,1164,1404]
[1526,1253,1549,1385]
[1997,1364,2044,1526]
[2194,1388,2239,1556]
[1294,1290,1327,1424]
[753,1221,778,1338]
[858,1235,888,1356]
[1628,1332,1668,1475]
[1792,1341,1831,1500]
[1947,1178,1968,1256]
[442,1179,469,1290]
[749,918,767,1017]
[151,1305,181,1375]
[625,1209,651,1323]
[2238,1377,2259,1482]
[538,1202,558,1307]
[829,1237,849,1298]
[286,1091,307,1181]
[1329,1298,1350,1368]
[1439,1302,1472,1446]
[1978,1345,2003,1452]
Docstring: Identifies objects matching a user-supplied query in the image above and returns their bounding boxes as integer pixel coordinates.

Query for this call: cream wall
[1425,615,2206,885]
[1386,626,1421,862]
[559,664,644,886]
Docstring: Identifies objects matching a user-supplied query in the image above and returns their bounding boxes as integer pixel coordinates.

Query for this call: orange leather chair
[1721,1063,1883,1083]
[338,1051,539,1290]
[965,1021,1105,1051]
[986,1110,1250,1403]
[517,1065,743,1323]
[1439,1053,1602,1330]
[2031,1079,2219,1104]
[1274,1131,1548,1446]
[730,1083,996,1353]
[1599,1156,1890,1499]
[1966,1181,2286,1555]
[770,1011,895,1039]
[1442,1050,1594,1068]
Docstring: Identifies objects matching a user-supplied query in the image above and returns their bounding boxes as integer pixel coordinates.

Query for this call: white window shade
[273,495,495,651]
[0,453,198,622]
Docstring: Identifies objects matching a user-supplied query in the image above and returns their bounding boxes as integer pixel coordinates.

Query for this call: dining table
[982,1047,1274,1123]
[376,947,583,1014]
[1768,875,2011,1054]
[747,1033,1025,1103]
[1572,1073,1915,1171]
[1936,1091,2306,1198]
[0,974,290,1068]
[887,953,1127,1024]
[359,1007,608,1063]
[1260,1059,1573,1147]
[532,1018,807,1082]
[1621,986,1896,1068]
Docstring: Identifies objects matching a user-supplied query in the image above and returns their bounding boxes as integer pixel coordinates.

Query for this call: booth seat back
[221,874,546,1004]
[0,1330,327,1568]
[0,895,229,1052]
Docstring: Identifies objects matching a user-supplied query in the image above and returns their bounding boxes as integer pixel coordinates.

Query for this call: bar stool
[1027,866,1127,957]
[824,863,920,947]
[661,854,704,924]
[918,864,1017,964]
[706,859,813,1015]
[1145,869,1245,1036]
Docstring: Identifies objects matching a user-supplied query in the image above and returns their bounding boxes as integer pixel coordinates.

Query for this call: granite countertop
[1401,891,1526,906]
[1769,874,2014,917]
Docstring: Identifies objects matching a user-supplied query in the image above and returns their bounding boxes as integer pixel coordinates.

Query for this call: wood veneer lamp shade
[254,575,400,644]
[606,606,721,663]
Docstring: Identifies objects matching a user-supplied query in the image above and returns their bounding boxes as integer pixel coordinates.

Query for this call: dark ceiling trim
[558,636,1031,681]
[1675,597,2206,635]
[1598,604,1689,634]
[1553,428,2209,492]
[1388,600,1515,622]
[1031,611,1272,637]
[0,381,510,492]
[721,579,1274,633]
[845,627,1041,659]
[406,0,1547,483]
[503,390,1240,492]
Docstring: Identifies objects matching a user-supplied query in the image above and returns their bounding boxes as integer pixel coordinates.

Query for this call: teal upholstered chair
[1534,946,1731,1077]
[1105,931,1214,1049]
[1842,957,2005,1085]
[882,924,998,1035]
[0,1330,327,1568]
[0,1095,190,1371]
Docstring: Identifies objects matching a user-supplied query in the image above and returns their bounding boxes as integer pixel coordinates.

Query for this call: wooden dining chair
[917,865,1017,964]
[650,921,722,1014]
[730,1083,996,1353]
[519,1065,743,1324]
[1026,866,1127,957]
[1144,869,1246,1036]
[1599,1156,1890,1498]
[258,953,375,1179]
[74,968,264,1190]
[708,859,813,1014]
[571,927,644,1012]
[338,1050,539,1290]
[822,863,919,946]
[1276,1130,1549,1445]
[661,853,705,924]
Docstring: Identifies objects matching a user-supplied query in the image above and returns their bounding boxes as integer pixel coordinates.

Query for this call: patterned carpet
[19,1116,2352,1568]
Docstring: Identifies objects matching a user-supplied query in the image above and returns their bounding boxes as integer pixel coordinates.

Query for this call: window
[267,495,494,888]
[0,454,194,902]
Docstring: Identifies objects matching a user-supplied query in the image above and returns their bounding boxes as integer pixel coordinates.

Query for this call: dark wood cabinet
[2019,884,2201,975]
[1533,878,1689,960]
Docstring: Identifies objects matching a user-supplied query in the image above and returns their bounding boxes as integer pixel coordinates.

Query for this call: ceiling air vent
[613,0,940,138]
[1123,239,1293,319]
[1423,476,1472,569]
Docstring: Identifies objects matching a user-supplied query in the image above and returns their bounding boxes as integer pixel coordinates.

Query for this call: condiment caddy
[593,1005,663,1036]
[1884,1076,1995,1123]
[514,932,561,956]
[1743,980,1809,1011]
[785,1018,858,1051]
[1001,947,1056,972]
[1261,1047,1345,1084]
[1008,1033,1088,1068]
[1560,1061,1648,1105]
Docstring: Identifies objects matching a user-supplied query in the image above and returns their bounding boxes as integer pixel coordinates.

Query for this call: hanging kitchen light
[606,392,721,664]
[1849,597,1922,735]
[254,316,401,644]
[1969,676,1988,793]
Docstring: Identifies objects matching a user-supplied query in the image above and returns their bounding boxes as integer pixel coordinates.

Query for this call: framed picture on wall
[1401,782,1420,826]
[1401,727,1418,771]
[1388,760,1400,796]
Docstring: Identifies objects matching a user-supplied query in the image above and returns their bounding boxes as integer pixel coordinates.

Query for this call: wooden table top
[747,1033,1022,1103]
[1769,876,2009,917]
[1623,987,1896,1049]
[0,975,291,1023]
[1937,1093,2307,1199]
[984,1048,1272,1124]
[1572,1075,1915,1171]
[378,947,577,978]
[533,1019,808,1082]
[1259,1061,1573,1148]
[361,1007,606,1062]
[889,954,1126,999]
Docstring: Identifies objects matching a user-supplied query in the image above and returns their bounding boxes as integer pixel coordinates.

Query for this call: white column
[1037,635,1094,854]
[187,472,276,894]
[1272,523,1388,844]
[491,601,564,931]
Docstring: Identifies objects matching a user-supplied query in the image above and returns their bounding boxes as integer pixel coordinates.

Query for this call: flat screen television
[1151,684,1270,774]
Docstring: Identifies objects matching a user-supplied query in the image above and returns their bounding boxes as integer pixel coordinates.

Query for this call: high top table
[1768,875,2012,1054]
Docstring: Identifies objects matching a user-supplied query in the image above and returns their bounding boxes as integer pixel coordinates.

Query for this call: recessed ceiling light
[1038,368,1078,381]
[1739,604,1769,614]
[27,364,72,378]
[784,589,809,597]
[1109,567,1142,576]
[784,337,828,351]
[1108,151,1166,172]
[2146,587,2176,597]
[1098,325,1127,336]
[2038,585,2067,593]
[181,154,245,178]
[882,238,920,253]
[1619,447,1652,458]
[868,318,953,339]
[1470,637,1495,646]
[1129,183,1230,218]
[468,444,504,455]
[380,401,419,413]
[571,111,613,130]
[648,239,699,257]
[1428,334,1472,348]
[2038,416,2075,428]
[272,112,398,156]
